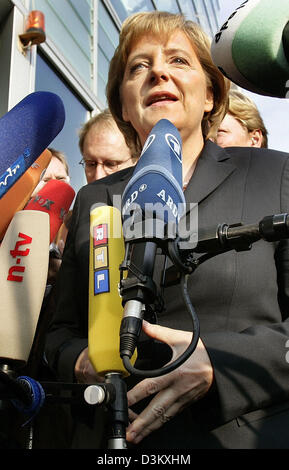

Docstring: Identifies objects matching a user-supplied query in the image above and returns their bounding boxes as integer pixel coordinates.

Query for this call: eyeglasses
[78,157,132,175]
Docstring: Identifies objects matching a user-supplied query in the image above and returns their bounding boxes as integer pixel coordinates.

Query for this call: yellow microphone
[88,205,137,377]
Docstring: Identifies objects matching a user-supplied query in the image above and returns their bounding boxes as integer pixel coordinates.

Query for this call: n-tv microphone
[0,211,48,423]
[120,119,186,369]
[0,180,74,420]
[0,210,50,367]
[0,180,75,367]
[211,0,289,98]
[24,179,75,243]
[0,91,65,199]
[0,149,52,241]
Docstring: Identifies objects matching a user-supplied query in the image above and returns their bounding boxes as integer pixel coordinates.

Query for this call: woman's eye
[172,57,188,65]
[130,63,146,73]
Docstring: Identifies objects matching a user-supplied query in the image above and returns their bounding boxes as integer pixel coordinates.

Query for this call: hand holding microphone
[74,347,104,384]
[86,119,199,445]
[126,321,213,445]
[118,119,205,444]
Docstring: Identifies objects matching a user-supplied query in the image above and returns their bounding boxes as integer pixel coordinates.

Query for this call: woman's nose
[149,60,169,83]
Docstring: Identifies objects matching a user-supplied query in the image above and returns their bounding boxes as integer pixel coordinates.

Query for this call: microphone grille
[0,91,65,178]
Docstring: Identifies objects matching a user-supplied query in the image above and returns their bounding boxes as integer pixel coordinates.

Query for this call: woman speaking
[46,12,289,449]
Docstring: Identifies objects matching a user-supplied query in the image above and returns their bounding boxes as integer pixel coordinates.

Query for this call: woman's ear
[204,87,214,113]
[120,84,130,122]
[122,103,130,122]
[250,129,263,148]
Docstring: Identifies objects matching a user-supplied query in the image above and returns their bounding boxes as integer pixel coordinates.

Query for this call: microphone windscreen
[0,149,52,241]
[211,0,289,98]
[122,119,185,236]
[24,179,75,242]
[0,210,50,365]
[88,205,136,376]
[0,91,65,199]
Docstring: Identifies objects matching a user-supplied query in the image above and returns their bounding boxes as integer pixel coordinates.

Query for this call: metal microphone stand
[0,369,127,449]
[105,372,128,449]
[118,213,289,377]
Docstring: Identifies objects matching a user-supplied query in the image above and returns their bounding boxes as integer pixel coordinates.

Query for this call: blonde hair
[227,90,268,148]
[107,11,230,153]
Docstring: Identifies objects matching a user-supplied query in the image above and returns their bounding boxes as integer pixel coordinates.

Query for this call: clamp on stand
[118,213,289,378]
[105,373,128,449]
[0,366,128,449]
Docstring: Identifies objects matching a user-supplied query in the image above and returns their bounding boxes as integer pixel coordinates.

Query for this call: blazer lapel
[106,166,134,206]
[184,140,236,205]
[105,142,236,217]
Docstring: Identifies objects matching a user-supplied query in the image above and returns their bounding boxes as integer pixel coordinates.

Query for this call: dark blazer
[45,140,289,449]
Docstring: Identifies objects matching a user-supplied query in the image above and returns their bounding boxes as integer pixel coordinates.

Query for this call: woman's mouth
[146,92,178,107]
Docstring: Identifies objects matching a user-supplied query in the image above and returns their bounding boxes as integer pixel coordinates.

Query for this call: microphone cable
[121,271,200,378]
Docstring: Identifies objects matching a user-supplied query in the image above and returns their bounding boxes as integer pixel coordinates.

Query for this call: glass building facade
[1,0,220,194]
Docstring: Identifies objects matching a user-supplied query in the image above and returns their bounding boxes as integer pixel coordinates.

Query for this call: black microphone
[193,213,289,254]
[119,119,186,364]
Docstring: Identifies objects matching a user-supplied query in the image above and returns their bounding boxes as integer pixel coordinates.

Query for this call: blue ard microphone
[122,118,185,234]
[119,119,186,363]
[0,91,65,199]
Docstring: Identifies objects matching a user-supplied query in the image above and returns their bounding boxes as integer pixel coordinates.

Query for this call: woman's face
[216,113,255,148]
[121,30,213,146]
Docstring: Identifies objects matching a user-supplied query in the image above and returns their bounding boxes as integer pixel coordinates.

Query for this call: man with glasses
[78,109,137,183]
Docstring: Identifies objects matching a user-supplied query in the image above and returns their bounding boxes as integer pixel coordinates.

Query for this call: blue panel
[94,269,110,295]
